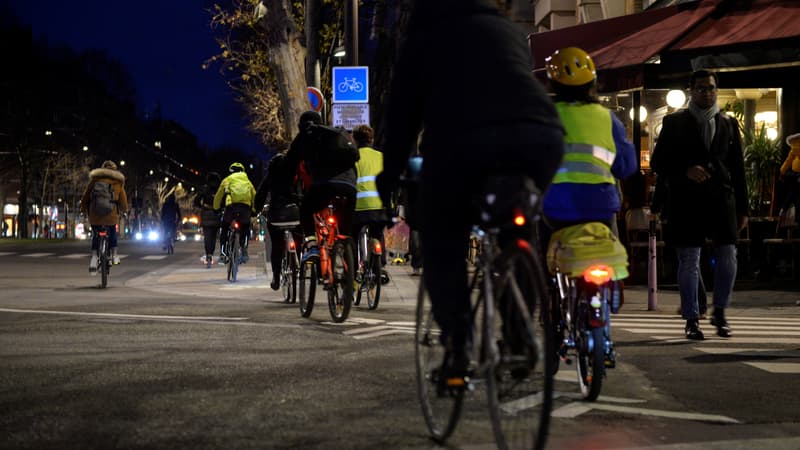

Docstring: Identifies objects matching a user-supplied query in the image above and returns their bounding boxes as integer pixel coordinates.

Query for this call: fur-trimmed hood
[89,167,125,182]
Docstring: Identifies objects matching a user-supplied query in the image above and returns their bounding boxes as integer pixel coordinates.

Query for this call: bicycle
[354,224,382,310]
[274,220,301,303]
[225,219,246,282]
[298,197,355,323]
[95,225,113,289]
[547,222,626,401]
[415,175,555,450]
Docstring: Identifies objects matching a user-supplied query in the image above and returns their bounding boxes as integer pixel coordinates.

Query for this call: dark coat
[194,182,221,227]
[650,109,748,246]
[79,167,128,226]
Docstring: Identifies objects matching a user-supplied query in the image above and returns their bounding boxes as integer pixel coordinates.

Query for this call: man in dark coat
[376,0,565,378]
[650,69,748,340]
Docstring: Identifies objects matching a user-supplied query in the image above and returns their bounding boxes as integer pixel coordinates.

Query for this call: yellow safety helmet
[545,47,596,86]
[229,162,245,173]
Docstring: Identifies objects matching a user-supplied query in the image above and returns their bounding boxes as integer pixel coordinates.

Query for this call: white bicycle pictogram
[337,77,364,93]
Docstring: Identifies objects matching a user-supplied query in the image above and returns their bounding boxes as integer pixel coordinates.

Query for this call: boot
[89,254,98,275]
[685,319,704,340]
[710,308,732,338]
[111,248,120,265]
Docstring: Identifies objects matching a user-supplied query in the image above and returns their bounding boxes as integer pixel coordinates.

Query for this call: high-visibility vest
[553,102,617,185]
[355,146,384,211]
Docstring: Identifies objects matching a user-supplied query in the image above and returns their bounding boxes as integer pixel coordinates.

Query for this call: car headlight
[148,231,159,241]
[194,234,202,241]
[135,232,143,240]
[178,234,187,241]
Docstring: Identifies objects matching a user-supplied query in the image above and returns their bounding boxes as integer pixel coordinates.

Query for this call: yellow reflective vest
[553,103,617,185]
[355,146,384,212]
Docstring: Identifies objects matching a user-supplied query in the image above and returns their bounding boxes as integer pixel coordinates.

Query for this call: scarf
[688,101,720,150]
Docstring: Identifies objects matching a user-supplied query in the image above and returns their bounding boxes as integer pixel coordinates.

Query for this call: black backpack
[305,124,358,168]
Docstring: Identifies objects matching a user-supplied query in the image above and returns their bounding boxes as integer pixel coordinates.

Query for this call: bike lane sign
[332,66,369,103]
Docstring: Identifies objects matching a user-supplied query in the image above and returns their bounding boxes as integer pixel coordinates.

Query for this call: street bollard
[647,215,658,310]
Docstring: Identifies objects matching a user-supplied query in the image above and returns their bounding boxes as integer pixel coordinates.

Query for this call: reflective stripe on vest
[553,102,617,185]
[355,147,384,211]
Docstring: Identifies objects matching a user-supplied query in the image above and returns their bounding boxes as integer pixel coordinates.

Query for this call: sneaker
[685,319,705,340]
[301,246,319,263]
[112,255,121,265]
[380,269,390,285]
[89,254,98,275]
[710,309,732,338]
[270,276,280,291]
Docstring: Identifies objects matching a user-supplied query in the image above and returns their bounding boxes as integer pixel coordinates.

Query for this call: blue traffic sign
[332,66,369,103]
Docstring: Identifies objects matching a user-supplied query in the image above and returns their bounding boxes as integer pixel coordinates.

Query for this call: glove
[376,172,399,209]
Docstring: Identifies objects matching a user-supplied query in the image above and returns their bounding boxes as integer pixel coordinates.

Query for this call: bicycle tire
[366,254,381,310]
[99,238,109,289]
[280,251,296,303]
[298,259,317,317]
[485,244,554,450]
[327,238,354,323]
[577,324,605,401]
[228,232,240,282]
[415,274,463,443]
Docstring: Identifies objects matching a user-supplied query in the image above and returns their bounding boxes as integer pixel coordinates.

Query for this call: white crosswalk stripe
[614,313,800,373]
[20,253,55,257]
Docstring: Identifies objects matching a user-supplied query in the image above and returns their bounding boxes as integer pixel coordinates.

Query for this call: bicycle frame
[96,227,112,288]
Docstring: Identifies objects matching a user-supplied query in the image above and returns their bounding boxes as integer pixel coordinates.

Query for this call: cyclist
[160,194,181,251]
[285,110,360,259]
[214,162,257,264]
[194,172,222,265]
[80,160,129,272]
[352,124,390,277]
[255,151,302,291]
[541,47,637,365]
[376,1,565,380]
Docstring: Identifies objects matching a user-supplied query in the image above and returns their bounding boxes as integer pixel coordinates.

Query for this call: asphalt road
[1,238,799,449]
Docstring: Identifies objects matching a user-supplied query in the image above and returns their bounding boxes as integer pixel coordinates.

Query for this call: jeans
[677,244,737,320]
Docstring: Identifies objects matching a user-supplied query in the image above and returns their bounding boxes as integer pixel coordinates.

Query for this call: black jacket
[381,0,562,182]
[650,109,748,246]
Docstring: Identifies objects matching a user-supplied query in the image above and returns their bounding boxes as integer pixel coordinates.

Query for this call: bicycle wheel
[227,232,240,282]
[365,254,381,310]
[280,251,297,303]
[298,259,317,317]
[485,245,554,450]
[415,274,463,443]
[576,319,604,402]
[327,238,354,323]
[99,239,109,289]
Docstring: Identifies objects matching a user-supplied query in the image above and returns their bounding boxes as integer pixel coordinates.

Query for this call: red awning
[528,4,684,70]
[528,0,800,90]
[671,0,800,50]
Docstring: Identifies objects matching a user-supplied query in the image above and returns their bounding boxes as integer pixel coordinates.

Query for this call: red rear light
[327,216,336,225]
[513,208,526,226]
[373,241,382,254]
[233,221,240,230]
[583,265,613,285]
[288,240,296,250]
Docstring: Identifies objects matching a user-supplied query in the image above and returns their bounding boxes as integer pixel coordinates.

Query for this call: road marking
[21,253,55,257]
[623,327,800,335]
[744,362,800,374]
[0,252,16,256]
[616,319,800,326]
[141,255,168,260]
[616,313,800,322]
[566,402,740,424]
[60,253,90,259]
[0,308,249,321]
[350,328,414,340]
[651,336,800,345]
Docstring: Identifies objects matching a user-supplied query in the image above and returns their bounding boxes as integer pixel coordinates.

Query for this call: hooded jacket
[80,167,129,226]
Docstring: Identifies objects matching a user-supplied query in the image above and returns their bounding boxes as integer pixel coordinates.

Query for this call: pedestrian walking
[650,69,749,340]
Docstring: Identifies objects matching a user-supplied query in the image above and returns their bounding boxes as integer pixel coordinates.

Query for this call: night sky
[10,0,262,155]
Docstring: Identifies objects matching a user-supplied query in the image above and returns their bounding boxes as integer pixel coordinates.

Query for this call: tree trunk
[261,0,309,140]
[17,148,29,239]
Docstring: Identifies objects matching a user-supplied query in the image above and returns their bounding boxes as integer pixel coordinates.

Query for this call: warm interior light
[766,128,779,140]
[583,265,613,285]
[666,90,686,108]
[628,106,648,122]
[754,111,778,124]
